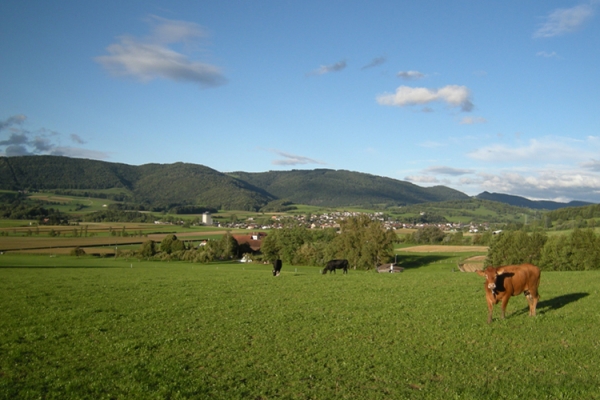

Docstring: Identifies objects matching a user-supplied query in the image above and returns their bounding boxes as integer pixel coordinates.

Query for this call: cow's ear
[475,270,486,277]
[497,269,504,275]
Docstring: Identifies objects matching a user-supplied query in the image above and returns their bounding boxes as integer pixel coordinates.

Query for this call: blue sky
[1,1,599,202]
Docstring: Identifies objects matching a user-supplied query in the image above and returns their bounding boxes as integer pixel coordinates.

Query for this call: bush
[70,247,86,257]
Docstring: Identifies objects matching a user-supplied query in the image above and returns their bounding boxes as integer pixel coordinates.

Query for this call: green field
[1,254,599,399]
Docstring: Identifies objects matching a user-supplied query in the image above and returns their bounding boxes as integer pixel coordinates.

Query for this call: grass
[1,254,599,399]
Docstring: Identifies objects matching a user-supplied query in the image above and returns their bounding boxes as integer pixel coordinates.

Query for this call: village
[206,211,491,234]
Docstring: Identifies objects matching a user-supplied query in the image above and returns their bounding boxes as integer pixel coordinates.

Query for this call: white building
[202,212,213,225]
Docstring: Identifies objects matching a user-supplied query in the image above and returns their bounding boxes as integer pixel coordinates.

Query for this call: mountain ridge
[0,156,593,211]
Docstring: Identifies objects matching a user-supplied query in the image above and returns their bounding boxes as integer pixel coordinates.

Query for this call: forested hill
[0,156,274,210]
[1,155,466,210]
[228,169,469,207]
[476,191,591,210]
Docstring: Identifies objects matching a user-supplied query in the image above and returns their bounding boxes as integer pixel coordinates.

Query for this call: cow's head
[476,267,504,292]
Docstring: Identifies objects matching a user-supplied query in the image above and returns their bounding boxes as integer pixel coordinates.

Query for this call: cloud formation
[95,16,226,88]
[377,85,474,112]
[270,150,326,166]
[473,169,600,202]
[307,60,347,76]
[424,166,475,176]
[0,114,108,160]
[361,56,386,70]
[397,70,425,80]
[467,138,589,163]
[534,3,595,38]
[404,175,441,184]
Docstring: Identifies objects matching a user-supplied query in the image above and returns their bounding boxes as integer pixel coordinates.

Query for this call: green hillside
[133,162,275,210]
[1,156,470,210]
[230,169,469,207]
[0,156,274,211]
[476,191,591,210]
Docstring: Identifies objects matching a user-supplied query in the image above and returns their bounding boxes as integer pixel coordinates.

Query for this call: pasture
[1,254,599,399]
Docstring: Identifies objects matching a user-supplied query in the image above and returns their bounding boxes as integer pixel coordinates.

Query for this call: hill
[476,191,591,210]
[0,156,472,210]
[229,169,469,207]
[0,156,274,210]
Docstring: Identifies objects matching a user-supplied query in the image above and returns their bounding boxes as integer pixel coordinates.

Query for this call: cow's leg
[500,296,510,319]
[529,291,539,316]
[486,300,494,324]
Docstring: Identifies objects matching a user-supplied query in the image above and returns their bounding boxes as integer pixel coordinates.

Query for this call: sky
[1,1,599,202]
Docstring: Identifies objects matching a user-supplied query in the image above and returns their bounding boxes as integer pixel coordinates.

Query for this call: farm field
[1,254,599,399]
[0,225,238,255]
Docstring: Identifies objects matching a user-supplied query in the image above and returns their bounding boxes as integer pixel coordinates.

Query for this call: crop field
[1,254,599,399]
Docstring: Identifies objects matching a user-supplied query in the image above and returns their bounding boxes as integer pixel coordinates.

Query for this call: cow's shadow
[512,292,589,317]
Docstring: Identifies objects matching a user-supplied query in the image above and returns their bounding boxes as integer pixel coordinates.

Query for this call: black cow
[272,259,282,276]
[322,259,349,274]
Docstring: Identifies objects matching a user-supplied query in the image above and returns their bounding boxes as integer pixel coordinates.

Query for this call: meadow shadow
[512,292,589,317]
[398,254,453,270]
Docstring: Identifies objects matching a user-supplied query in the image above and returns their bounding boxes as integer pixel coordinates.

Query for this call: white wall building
[202,212,213,225]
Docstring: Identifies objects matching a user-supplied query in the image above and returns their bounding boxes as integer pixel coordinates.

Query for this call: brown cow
[476,264,541,323]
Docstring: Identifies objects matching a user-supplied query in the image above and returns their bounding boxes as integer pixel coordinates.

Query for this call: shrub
[70,247,86,257]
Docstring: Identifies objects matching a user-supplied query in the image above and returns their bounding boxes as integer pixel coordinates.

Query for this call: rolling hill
[0,156,593,211]
[476,191,591,211]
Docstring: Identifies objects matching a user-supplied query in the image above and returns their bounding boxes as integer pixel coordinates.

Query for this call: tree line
[114,215,397,269]
[486,229,600,271]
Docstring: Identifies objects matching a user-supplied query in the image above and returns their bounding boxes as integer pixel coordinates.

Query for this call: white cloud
[397,70,425,80]
[404,175,441,184]
[270,150,326,166]
[460,116,487,125]
[307,60,347,76]
[95,17,226,88]
[377,85,474,112]
[534,3,595,38]
[536,51,559,58]
[467,138,592,163]
[473,169,600,202]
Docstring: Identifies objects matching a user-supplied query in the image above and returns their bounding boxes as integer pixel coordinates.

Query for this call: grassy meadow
[1,253,599,399]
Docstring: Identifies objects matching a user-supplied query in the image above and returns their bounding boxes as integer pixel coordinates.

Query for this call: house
[232,232,267,252]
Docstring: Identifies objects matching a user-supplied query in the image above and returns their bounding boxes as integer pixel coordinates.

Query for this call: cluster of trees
[123,215,397,269]
[261,215,397,269]
[81,210,156,223]
[133,232,242,263]
[486,229,600,271]
[402,226,495,246]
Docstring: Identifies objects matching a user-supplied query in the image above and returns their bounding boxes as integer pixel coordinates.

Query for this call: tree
[485,230,547,267]
[140,240,157,258]
[70,247,86,257]
[410,226,445,244]
[161,234,184,254]
[328,214,396,270]
[217,231,239,260]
